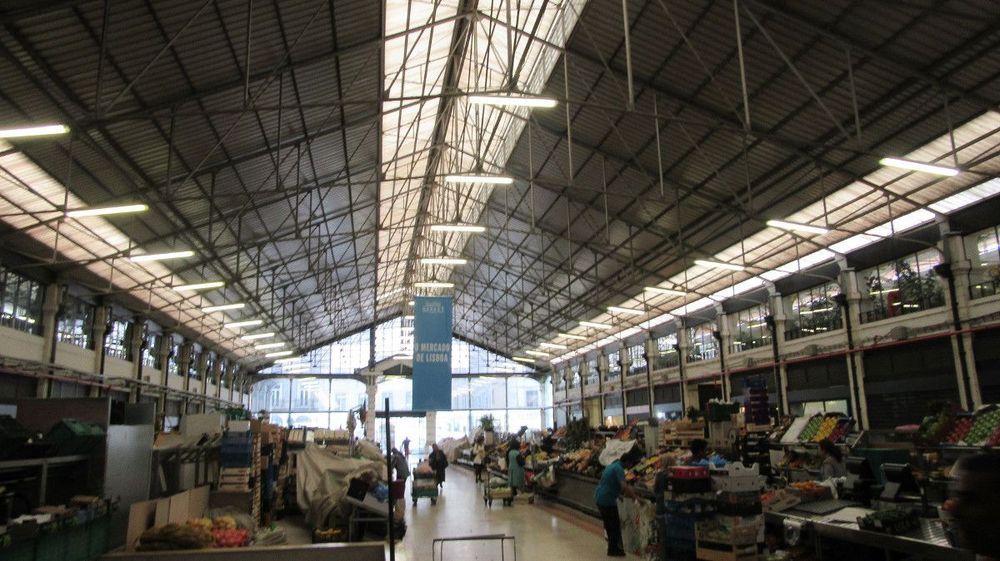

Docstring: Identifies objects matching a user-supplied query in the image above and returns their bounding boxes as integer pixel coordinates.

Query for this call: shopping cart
[483,484,513,507]
[412,472,438,505]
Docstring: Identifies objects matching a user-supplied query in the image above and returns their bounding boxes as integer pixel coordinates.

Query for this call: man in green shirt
[594,448,640,557]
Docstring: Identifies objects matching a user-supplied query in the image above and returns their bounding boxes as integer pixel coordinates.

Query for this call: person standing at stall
[954,453,1000,560]
[472,435,487,483]
[818,439,847,480]
[594,447,640,557]
[507,439,525,497]
[428,443,449,489]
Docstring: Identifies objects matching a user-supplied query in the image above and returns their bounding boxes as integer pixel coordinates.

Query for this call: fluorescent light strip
[255,342,285,350]
[224,319,263,329]
[202,302,246,313]
[539,342,567,350]
[644,286,686,297]
[880,157,959,177]
[579,321,612,329]
[130,250,195,262]
[797,308,833,315]
[525,350,550,357]
[0,124,69,138]
[173,281,224,292]
[414,281,454,289]
[467,94,558,108]
[429,223,486,233]
[265,350,294,358]
[766,219,829,235]
[694,259,745,272]
[512,356,535,364]
[558,333,588,341]
[66,204,148,218]
[240,332,275,341]
[608,306,644,316]
[420,257,468,265]
[443,174,514,185]
[403,315,414,320]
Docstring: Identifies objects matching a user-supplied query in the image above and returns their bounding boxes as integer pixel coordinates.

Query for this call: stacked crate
[743,378,770,426]
[696,464,766,561]
[662,466,715,561]
[218,429,262,524]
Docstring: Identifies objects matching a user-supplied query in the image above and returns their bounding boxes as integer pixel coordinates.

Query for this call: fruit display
[788,481,831,502]
[825,418,853,443]
[917,409,955,444]
[944,415,974,444]
[213,516,237,530]
[987,424,1000,448]
[796,416,824,442]
[186,517,213,532]
[966,407,1000,446]
[810,416,841,442]
[212,528,250,548]
[138,524,214,551]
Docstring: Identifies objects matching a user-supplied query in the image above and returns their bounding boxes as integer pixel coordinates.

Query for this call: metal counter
[765,508,974,561]
[101,543,385,561]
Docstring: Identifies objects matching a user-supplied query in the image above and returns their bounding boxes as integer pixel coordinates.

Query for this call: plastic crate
[1,539,36,561]
[64,523,89,561]
[87,517,110,561]
[663,513,700,541]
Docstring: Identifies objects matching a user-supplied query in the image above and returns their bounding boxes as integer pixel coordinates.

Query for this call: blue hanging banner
[412,296,452,411]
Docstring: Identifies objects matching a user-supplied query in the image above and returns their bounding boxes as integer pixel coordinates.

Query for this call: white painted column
[37,283,62,397]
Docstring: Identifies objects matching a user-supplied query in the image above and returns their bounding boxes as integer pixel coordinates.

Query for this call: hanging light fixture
[66,204,148,218]
[467,94,557,108]
[880,157,959,177]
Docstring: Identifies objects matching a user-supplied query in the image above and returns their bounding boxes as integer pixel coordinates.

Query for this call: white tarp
[295,445,384,528]
[599,440,637,467]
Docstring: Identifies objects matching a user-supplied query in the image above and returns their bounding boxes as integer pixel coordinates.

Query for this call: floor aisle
[391,467,640,561]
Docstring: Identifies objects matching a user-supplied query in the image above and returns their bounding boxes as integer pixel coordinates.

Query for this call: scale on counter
[879,463,921,502]
[843,456,877,506]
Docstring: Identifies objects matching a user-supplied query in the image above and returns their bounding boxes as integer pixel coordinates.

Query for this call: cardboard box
[124,486,210,550]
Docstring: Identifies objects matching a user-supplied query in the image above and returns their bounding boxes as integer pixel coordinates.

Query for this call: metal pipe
[621,0,634,110]
[936,263,974,408]
[385,397,395,561]
[833,294,863,428]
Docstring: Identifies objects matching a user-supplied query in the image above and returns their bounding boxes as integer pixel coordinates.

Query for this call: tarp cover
[296,445,384,528]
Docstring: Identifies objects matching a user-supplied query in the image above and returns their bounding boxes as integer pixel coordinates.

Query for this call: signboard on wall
[412,296,452,411]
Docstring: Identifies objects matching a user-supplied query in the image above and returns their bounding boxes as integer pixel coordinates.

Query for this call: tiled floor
[390,467,640,561]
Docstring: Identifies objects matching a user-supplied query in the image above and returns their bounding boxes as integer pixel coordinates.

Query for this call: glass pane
[290,378,330,412]
[436,411,472,441]
[287,412,330,429]
[451,378,470,409]
[330,379,367,411]
[469,377,506,409]
[507,409,542,433]
[376,378,413,411]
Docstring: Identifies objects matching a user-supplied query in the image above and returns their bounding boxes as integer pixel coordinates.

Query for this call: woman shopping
[428,443,449,489]
[472,435,487,483]
[507,439,525,496]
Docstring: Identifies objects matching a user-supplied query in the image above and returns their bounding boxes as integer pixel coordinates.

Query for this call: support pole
[385,397,395,561]
[621,0,634,110]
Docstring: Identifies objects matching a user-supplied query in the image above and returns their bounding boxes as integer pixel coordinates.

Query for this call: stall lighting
[173,281,224,292]
[429,223,486,233]
[0,124,69,138]
[224,319,264,329]
[512,356,535,363]
[694,259,745,271]
[644,286,686,297]
[880,157,959,177]
[265,350,294,358]
[869,287,899,295]
[608,306,644,316]
[66,204,148,218]
[443,174,513,185]
[540,342,567,350]
[766,219,829,235]
[130,250,195,262]
[414,281,455,289]
[558,333,587,341]
[240,332,275,341]
[797,307,833,315]
[467,94,558,108]
[202,302,246,313]
[525,350,550,357]
[420,257,468,266]
[579,321,612,329]
[255,342,285,350]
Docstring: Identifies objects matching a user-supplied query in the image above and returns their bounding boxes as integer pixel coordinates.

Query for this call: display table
[764,508,973,561]
[102,543,384,561]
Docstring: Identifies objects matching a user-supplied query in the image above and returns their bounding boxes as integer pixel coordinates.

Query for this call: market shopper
[818,439,847,480]
[472,435,487,483]
[429,443,449,489]
[594,447,641,557]
[391,448,410,481]
[507,439,526,496]
[954,453,1000,560]
[402,437,411,458]
[689,438,709,464]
